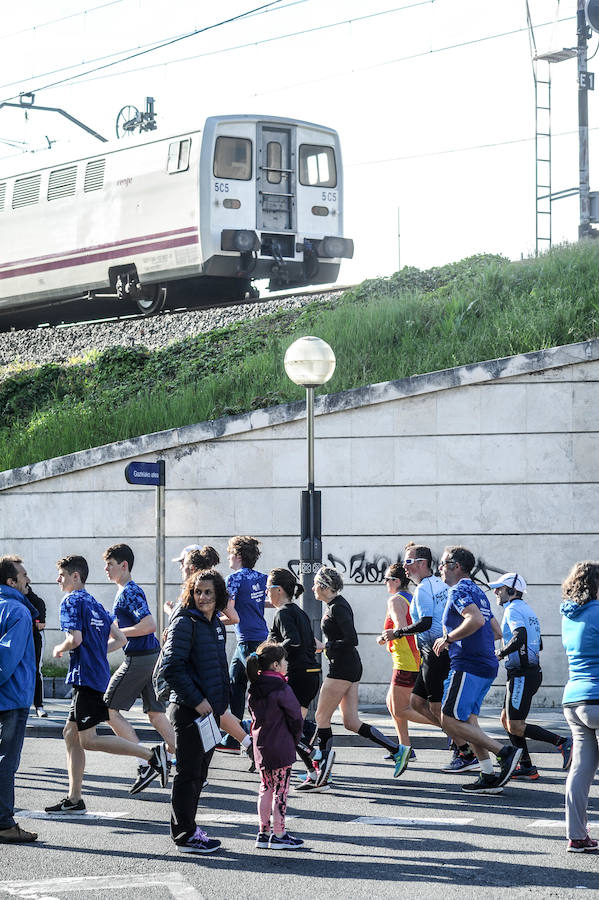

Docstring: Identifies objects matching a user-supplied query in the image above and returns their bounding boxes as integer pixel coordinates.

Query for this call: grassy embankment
[3,242,599,472]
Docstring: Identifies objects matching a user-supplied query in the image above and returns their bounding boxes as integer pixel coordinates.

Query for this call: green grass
[3,242,599,472]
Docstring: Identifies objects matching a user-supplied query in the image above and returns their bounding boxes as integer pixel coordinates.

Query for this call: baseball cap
[487,572,527,593]
[172,544,203,563]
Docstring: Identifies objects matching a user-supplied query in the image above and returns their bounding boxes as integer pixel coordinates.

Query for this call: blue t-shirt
[442,579,498,679]
[112,580,159,655]
[410,575,447,649]
[226,568,268,642]
[60,589,114,693]
[501,597,541,671]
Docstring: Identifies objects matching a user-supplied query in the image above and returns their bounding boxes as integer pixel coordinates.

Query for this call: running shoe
[461,773,503,795]
[35,707,48,718]
[130,763,159,795]
[567,835,598,853]
[393,744,410,778]
[442,751,479,773]
[45,797,86,814]
[268,832,304,850]
[255,831,270,849]
[385,748,416,761]
[495,745,522,787]
[511,763,539,780]
[215,741,240,754]
[315,749,336,787]
[558,737,573,770]
[294,769,317,783]
[176,826,221,854]
[148,742,169,788]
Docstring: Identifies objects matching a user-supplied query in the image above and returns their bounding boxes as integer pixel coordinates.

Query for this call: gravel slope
[0,290,343,369]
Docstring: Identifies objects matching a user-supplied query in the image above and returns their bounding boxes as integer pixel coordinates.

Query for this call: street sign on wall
[124,461,165,486]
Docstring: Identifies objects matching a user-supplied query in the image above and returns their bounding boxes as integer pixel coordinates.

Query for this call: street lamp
[284,336,336,639]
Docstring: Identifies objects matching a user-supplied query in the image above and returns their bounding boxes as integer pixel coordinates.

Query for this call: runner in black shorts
[301,567,405,791]
[266,568,321,784]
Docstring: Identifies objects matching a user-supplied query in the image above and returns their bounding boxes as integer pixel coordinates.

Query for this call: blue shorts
[442,669,494,721]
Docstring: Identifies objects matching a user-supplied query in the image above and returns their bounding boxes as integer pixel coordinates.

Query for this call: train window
[266,142,282,184]
[12,174,41,209]
[299,145,337,188]
[84,159,106,192]
[213,136,251,180]
[167,138,191,174]
[0,183,5,211]
[48,165,77,201]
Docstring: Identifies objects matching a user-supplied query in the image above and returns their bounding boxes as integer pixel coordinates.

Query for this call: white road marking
[529,819,599,829]
[195,812,296,824]
[351,816,474,826]
[15,810,128,821]
[0,872,202,899]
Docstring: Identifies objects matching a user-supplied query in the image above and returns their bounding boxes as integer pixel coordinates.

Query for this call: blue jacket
[561,598,599,704]
[0,585,36,711]
[161,606,229,715]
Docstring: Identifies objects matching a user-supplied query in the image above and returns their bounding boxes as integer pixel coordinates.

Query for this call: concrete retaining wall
[2,338,598,705]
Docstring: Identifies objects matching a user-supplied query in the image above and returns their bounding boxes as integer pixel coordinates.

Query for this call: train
[0,114,353,321]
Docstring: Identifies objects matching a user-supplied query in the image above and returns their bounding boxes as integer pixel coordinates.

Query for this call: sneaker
[511,763,539,780]
[255,831,270,849]
[295,769,317,783]
[315,749,336,787]
[149,742,169,788]
[461,773,503,795]
[442,751,479,773]
[176,826,221,854]
[269,831,304,850]
[567,835,598,853]
[215,740,240,754]
[130,763,159,795]
[45,797,86,814]
[35,707,48,718]
[0,823,38,843]
[558,737,573,770]
[495,745,522,787]
[385,748,417,761]
[294,775,330,792]
[393,744,410,778]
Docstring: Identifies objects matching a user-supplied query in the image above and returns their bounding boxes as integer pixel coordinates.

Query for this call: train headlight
[221,229,261,252]
[317,236,354,259]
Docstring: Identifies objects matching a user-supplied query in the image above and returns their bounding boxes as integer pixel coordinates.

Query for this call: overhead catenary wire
[0,0,289,105]
[0,0,427,96]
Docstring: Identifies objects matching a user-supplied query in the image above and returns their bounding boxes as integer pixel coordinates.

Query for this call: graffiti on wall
[288,551,507,586]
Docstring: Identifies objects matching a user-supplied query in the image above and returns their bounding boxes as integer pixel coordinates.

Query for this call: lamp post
[284,336,336,640]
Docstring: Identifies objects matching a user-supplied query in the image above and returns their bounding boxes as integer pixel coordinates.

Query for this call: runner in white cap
[489,572,573,780]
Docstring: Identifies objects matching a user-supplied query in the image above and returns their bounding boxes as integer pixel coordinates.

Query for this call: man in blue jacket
[0,556,37,843]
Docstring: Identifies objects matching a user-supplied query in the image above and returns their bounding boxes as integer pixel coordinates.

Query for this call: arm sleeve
[280,685,304,745]
[395,616,433,637]
[0,609,32,686]
[274,606,301,650]
[161,617,204,709]
[498,626,527,659]
[326,601,358,653]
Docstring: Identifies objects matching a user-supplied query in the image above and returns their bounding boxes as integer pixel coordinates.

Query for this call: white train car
[0,114,353,319]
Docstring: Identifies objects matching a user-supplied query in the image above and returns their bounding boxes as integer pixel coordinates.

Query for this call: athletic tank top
[385,591,420,672]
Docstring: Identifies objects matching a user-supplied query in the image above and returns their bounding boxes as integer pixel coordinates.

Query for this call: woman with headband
[303,566,407,790]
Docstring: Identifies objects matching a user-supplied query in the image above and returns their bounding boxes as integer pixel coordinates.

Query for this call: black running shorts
[68,684,110,732]
[411,647,450,703]
[504,667,542,721]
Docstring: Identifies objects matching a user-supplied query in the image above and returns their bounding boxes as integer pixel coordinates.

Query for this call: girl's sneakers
[255,831,270,849]
[269,832,304,850]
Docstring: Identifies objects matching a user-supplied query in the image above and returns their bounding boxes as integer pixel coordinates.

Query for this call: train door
[256,124,295,239]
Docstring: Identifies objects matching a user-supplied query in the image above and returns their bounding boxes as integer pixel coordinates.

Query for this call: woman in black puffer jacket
[161,568,230,855]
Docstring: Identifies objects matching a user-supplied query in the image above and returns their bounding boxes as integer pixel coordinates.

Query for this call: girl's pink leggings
[258,766,291,834]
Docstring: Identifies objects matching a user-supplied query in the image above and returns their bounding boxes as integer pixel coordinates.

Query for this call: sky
[0,0,596,284]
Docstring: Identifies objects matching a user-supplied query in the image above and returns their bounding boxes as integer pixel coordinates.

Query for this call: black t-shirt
[269,603,319,673]
[321,594,358,661]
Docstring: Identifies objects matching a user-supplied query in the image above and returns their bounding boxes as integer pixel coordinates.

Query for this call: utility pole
[577,0,593,238]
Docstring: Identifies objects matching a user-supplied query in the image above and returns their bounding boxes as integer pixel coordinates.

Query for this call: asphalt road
[1,703,597,900]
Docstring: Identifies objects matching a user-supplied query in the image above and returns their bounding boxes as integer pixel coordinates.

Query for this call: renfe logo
[124,461,165,486]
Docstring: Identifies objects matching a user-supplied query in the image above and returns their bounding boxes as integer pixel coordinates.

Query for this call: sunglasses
[404,557,426,566]
[439,560,457,569]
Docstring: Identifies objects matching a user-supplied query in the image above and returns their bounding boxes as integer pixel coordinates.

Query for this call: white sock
[479,758,494,775]
[241,734,251,750]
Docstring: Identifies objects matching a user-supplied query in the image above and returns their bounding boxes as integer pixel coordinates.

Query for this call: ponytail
[269,567,304,600]
[246,640,287,682]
